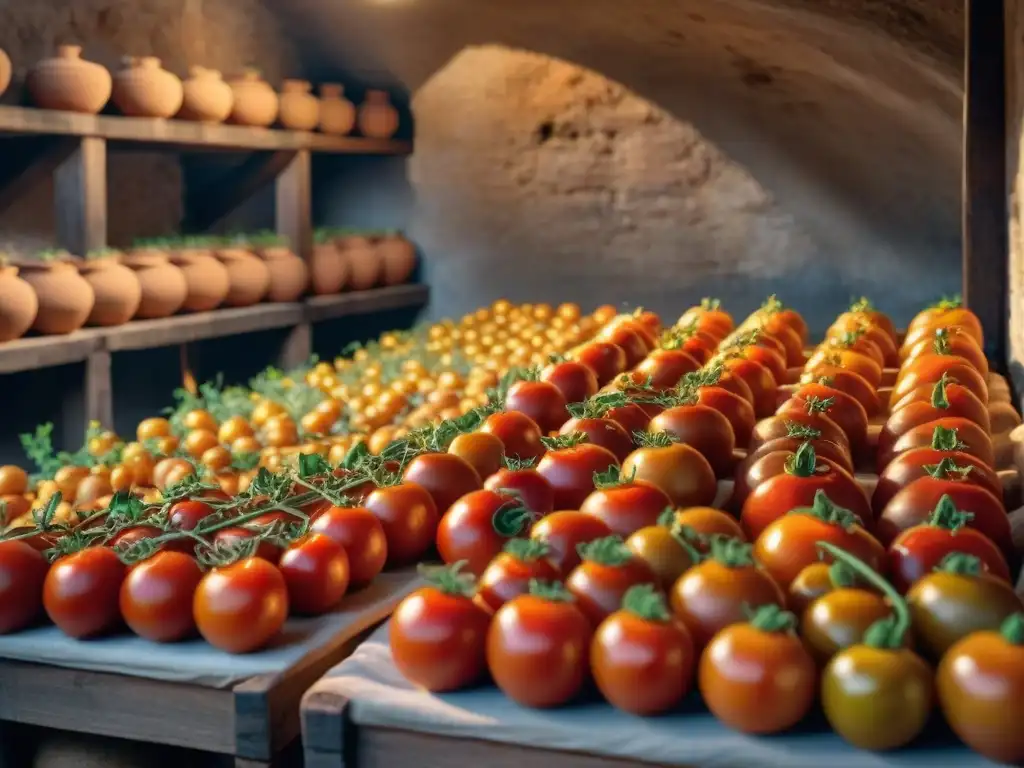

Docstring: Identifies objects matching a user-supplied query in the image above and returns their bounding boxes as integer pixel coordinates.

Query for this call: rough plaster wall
[0,0,298,251]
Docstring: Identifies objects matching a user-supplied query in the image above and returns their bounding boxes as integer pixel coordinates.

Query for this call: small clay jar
[27,45,112,114]
[214,247,270,306]
[78,254,142,326]
[318,84,355,136]
[167,247,230,311]
[112,56,184,118]
[227,69,278,127]
[0,48,12,99]
[14,256,95,335]
[357,90,399,139]
[278,80,319,131]
[309,235,349,294]
[0,265,38,341]
[254,244,308,302]
[337,235,381,291]
[376,234,416,285]
[178,66,234,123]
[122,250,188,319]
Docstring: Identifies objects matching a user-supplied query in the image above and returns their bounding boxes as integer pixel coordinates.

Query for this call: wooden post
[275,149,312,261]
[85,350,114,429]
[963,0,1008,369]
[54,136,107,255]
[279,322,312,371]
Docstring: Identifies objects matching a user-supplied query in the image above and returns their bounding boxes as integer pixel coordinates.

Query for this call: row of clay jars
[309,234,416,295]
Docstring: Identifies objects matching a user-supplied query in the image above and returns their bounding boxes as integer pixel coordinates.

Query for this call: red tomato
[484,465,555,517]
[579,475,672,537]
[609,316,659,349]
[621,440,718,509]
[437,489,535,576]
[829,300,898,346]
[678,299,734,341]
[591,584,695,715]
[715,368,756,406]
[632,349,701,390]
[695,385,756,446]
[799,368,880,417]
[805,348,882,389]
[649,403,736,477]
[904,327,988,376]
[732,443,855,509]
[109,525,163,550]
[599,325,649,368]
[882,417,995,474]
[119,551,203,642]
[540,360,599,405]
[505,380,569,433]
[530,511,612,574]
[364,481,441,567]
[278,533,350,615]
[0,540,49,634]
[741,427,854,475]
[872,449,1002,518]
[889,374,990,421]
[719,356,777,418]
[168,498,215,530]
[390,563,493,692]
[574,341,628,386]
[447,432,505,481]
[536,442,620,510]
[212,526,282,564]
[193,557,288,653]
[477,538,561,611]
[891,357,989,408]
[755,398,851,455]
[566,536,658,626]
[787,383,869,461]
[479,411,546,461]
[761,307,808,363]
[879,390,992,472]
[310,505,387,587]
[603,401,652,435]
[558,416,634,462]
[402,452,482,516]
[825,328,885,367]
[659,325,719,364]
[830,322,899,367]
[486,581,593,707]
[44,547,126,639]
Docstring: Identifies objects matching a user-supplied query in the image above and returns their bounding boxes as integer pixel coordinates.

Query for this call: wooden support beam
[182,150,297,232]
[0,136,78,215]
[278,322,312,371]
[54,136,107,256]
[963,0,1008,368]
[275,149,312,261]
[84,350,113,429]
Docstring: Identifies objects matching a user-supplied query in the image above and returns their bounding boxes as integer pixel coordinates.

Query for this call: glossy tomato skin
[892,358,989,407]
[674,507,746,544]
[905,331,988,376]
[168,498,215,531]
[486,594,592,707]
[109,525,163,551]
[621,444,717,509]
[401,453,483,517]
[390,586,492,692]
[0,540,49,634]
[44,547,126,639]
[749,412,850,457]
[632,349,701,390]
[437,489,529,575]
[530,511,612,575]
[119,551,203,642]
[740,344,787,387]
[886,382,990,433]
[872,447,1001,516]
[788,385,869,459]
[574,341,628,387]
[212,526,282,564]
[310,505,387,587]
[799,367,880,416]
[800,589,896,665]
[505,380,569,434]
[732,448,853,510]
[278,533,350,615]
[536,444,619,511]
[592,609,695,715]
[695,386,755,446]
[364,482,440,567]
[484,467,555,517]
[805,348,882,389]
[885,417,995,472]
[625,526,696,588]
[603,402,652,436]
[193,557,288,653]
[479,411,546,461]
[787,562,838,616]
[579,481,672,537]
[742,435,854,475]
[599,326,649,368]
[649,405,736,478]
[721,357,777,418]
[888,524,1010,593]
[447,432,505,481]
[477,551,560,612]
[558,417,633,462]
[740,470,872,540]
[566,557,658,626]
[540,360,598,405]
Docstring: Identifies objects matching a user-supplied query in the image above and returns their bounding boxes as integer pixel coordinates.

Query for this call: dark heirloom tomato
[632,348,702,390]
[536,440,619,510]
[674,506,746,543]
[727,342,786,386]
[447,431,505,481]
[823,329,885,368]
[540,360,599,405]
[732,441,854,509]
[938,614,1024,764]
[833,321,899,367]
[566,536,658,626]
[193,557,288,653]
[648,403,736,477]
[742,422,854,473]
[486,580,592,708]
[891,357,989,407]
[310,505,388,587]
[740,442,871,540]
[505,379,569,434]
[402,452,483,516]
[598,325,649,368]
[904,326,988,376]
[530,510,612,575]
[799,368,880,417]
[678,298,734,341]
[279,533,350,615]
[907,553,1023,659]
[44,547,126,639]
[887,495,1010,593]
[670,536,785,649]
[714,368,755,406]
[786,383,868,460]
[805,348,882,389]
[606,316,658,349]
[604,401,652,435]
[592,584,695,715]
[699,605,816,734]
[579,468,673,537]
[694,384,755,446]
[750,402,850,458]
[659,325,719,365]
[479,410,546,461]
[477,538,560,612]
[573,341,628,387]
[168,498,215,531]
[365,481,440,566]
[484,463,555,517]
[884,417,994,472]
[625,513,699,588]
[828,298,898,345]
[390,563,492,692]
[888,378,990,424]
[558,416,633,462]
[621,437,717,508]
[0,540,49,634]
[119,551,203,642]
[437,489,533,576]
[801,586,896,666]
[753,491,884,589]
[719,356,777,418]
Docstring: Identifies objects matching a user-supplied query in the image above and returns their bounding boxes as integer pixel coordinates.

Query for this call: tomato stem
[528,578,575,603]
[576,535,635,567]
[491,502,537,538]
[503,537,550,562]
[540,432,589,451]
[929,372,952,409]
[668,523,706,564]
[746,604,797,633]
[1000,613,1024,645]
[621,583,671,622]
[785,422,822,440]
[800,396,835,416]
[925,493,974,530]
[934,551,983,576]
[418,561,477,598]
[700,297,722,311]
[502,455,537,471]
[706,534,755,568]
[850,297,875,313]
[784,442,819,478]
[592,465,633,490]
[931,425,965,452]
[828,561,857,588]
[791,490,858,530]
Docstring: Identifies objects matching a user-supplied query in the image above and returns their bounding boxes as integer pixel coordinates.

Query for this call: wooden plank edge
[301,690,351,767]
[306,285,430,323]
[0,330,103,373]
[103,304,305,351]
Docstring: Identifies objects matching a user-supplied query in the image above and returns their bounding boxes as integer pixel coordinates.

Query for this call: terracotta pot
[337,235,381,291]
[122,250,188,319]
[318,84,355,136]
[0,265,38,341]
[14,258,95,335]
[78,256,142,326]
[226,70,278,127]
[215,248,270,306]
[278,79,319,131]
[256,245,308,302]
[178,66,233,123]
[168,248,230,311]
[357,90,399,139]
[112,56,183,118]
[27,45,112,114]
[376,234,416,285]
[0,48,11,99]
[309,239,349,295]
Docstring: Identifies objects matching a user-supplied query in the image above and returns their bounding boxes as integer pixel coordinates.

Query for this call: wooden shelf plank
[306,284,430,323]
[0,330,104,374]
[0,106,411,155]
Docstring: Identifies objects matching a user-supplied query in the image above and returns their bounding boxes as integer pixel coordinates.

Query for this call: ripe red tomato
[486,581,593,707]
[364,482,440,567]
[437,489,534,575]
[109,525,163,550]
[891,357,989,408]
[659,325,719,364]
[824,328,885,367]
[805,347,882,389]
[695,385,756,446]
[591,584,695,715]
[829,299,898,347]
[574,341,628,386]
[119,550,203,642]
[579,475,672,537]
[873,448,1003,518]
[44,547,126,639]
[401,452,482,516]
[904,327,988,376]
[390,563,492,692]
[738,343,787,387]
[212,526,282,564]
[310,505,387,587]
[621,440,717,508]
[599,326,649,368]
[484,465,555,516]
[536,442,620,510]
[603,401,652,435]
[557,416,634,462]
[168,498,215,530]
[885,378,990,438]
[649,403,736,478]
[632,349,701,390]
[505,380,569,433]
[732,442,855,509]
[678,299,734,341]
[742,425,854,475]
[193,557,288,653]
[477,538,561,612]
[540,360,599,405]
[278,533,350,615]
[530,511,612,574]
[479,411,546,461]
[787,383,869,461]
[566,536,659,626]
[719,356,777,418]
[0,540,49,634]
[882,417,995,473]
[447,431,505,481]
[753,400,851,455]
[799,368,880,417]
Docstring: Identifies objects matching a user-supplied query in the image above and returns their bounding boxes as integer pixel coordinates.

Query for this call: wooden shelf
[0,329,105,374]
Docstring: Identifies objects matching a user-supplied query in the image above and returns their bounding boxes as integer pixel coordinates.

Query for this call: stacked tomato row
[388,297,1024,764]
